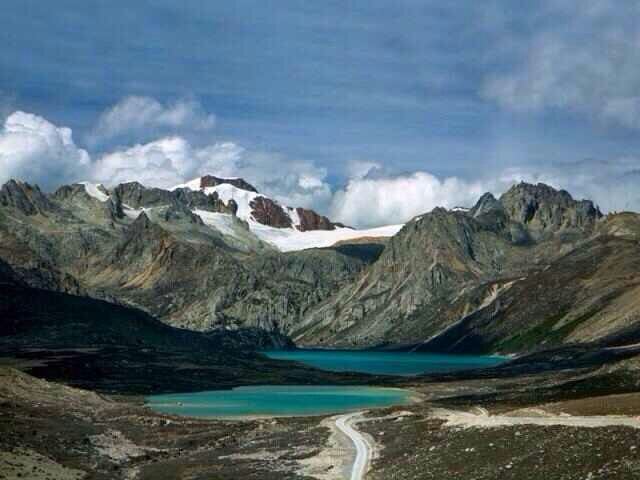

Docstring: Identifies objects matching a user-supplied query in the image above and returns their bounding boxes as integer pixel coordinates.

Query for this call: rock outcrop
[199,175,259,193]
[249,196,293,228]
[3,177,640,356]
[499,182,601,240]
[295,207,337,231]
[184,175,344,231]
[0,180,55,215]
[112,182,237,215]
[294,182,615,352]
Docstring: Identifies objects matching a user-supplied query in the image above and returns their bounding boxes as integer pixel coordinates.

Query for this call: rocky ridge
[292,182,636,355]
[0,178,372,338]
[174,175,341,231]
[2,177,640,357]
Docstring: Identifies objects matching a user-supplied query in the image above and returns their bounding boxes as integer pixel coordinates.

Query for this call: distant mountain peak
[470,192,502,218]
[500,181,602,232]
[501,181,572,200]
[200,175,258,193]
[176,175,259,194]
[173,175,344,234]
[0,179,55,215]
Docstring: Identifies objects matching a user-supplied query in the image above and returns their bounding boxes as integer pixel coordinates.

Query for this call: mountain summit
[173,175,340,232]
[4,176,640,358]
[294,182,619,352]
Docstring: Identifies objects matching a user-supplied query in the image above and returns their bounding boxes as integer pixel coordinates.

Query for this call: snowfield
[203,183,259,221]
[81,182,110,202]
[193,209,239,237]
[247,220,402,252]
[80,178,404,252]
[177,177,403,251]
[196,208,401,251]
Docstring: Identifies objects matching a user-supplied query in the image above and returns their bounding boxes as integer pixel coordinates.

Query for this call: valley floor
[3,361,640,480]
[361,393,640,479]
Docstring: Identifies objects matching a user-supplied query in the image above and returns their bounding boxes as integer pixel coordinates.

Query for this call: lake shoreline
[144,350,497,419]
[261,349,507,377]
[146,385,422,419]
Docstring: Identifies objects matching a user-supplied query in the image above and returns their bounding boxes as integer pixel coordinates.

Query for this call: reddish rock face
[250,196,293,228]
[195,174,344,230]
[207,191,237,215]
[199,175,258,193]
[295,207,336,232]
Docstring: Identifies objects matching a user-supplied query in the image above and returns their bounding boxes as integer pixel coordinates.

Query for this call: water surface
[146,351,505,418]
[263,349,505,376]
[146,385,411,418]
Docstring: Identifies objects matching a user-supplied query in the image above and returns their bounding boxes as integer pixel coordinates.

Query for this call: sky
[1,0,640,227]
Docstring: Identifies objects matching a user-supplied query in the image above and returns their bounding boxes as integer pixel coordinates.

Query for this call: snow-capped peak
[80,182,110,202]
[206,183,259,221]
[171,175,403,251]
[172,177,203,192]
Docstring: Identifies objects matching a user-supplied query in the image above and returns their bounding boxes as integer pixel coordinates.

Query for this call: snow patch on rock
[176,176,403,251]
[80,182,109,202]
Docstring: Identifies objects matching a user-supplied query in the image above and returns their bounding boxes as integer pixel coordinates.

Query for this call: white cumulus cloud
[329,172,489,228]
[1,106,640,227]
[92,136,333,207]
[92,136,205,189]
[0,111,90,189]
[0,107,332,208]
[482,1,640,129]
[89,96,215,145]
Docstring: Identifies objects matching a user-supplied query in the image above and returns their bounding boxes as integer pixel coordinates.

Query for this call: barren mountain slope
[0,179,373,336]
[294,183,618,352]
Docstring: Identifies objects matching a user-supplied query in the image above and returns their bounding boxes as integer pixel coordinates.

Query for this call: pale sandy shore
[433,406,640,429]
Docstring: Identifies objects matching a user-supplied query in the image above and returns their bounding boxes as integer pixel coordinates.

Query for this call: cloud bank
[0,103,332,213]
[89,96,216,145]
[482,0,640,130]
[1,99,640,228]
[91,136,332,211]
[329,172,488,228]
[0,111,90,189]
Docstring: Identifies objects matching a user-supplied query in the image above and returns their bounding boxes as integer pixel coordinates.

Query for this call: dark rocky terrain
[0,178,371,336]
[3,351,640,480]
[3,176,640,479]
[2,177,640,359]
[0,258,375,394]
[295,183,640,356]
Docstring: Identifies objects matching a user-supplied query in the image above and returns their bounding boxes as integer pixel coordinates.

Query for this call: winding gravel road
[335,412,370,480]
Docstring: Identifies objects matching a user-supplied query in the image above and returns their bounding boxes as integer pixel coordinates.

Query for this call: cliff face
[199,175,258,193]
[0,180,56,215]
[249,196,293,228]
[293,183,615,352]
[419,225,640,354]
[499,182,602,241]
[182,175,342,231]
[295,207,337,231]
[0,179,370,341]
[1,177,639,355]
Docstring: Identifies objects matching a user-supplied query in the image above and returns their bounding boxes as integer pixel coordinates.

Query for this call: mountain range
[2,175,640,359]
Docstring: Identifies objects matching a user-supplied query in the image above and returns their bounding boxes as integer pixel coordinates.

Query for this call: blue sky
[2,1,640,226]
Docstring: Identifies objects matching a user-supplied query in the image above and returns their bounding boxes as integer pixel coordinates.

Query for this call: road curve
[335,412,370,480]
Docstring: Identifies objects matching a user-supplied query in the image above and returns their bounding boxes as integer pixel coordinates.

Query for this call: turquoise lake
[146,351,505,418]
[262,349,506,376]
[146,385,412,418]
